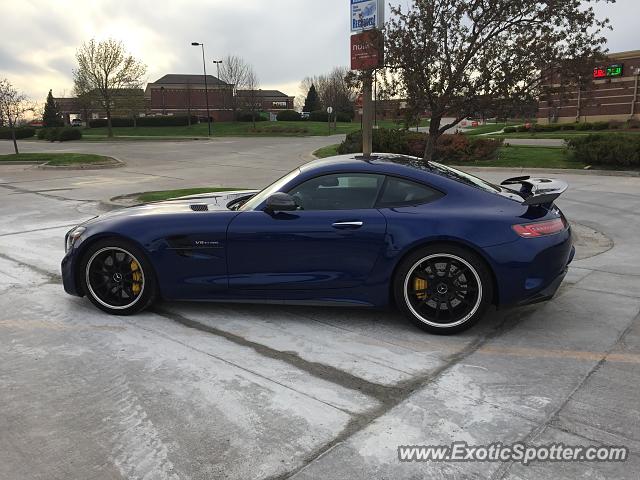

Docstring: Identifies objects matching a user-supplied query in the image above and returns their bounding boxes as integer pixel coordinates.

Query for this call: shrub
[567,134,640,167]
[516,125,530,133]
[37,128,47,140]
[575,123,593,131]
[592,121,610,131]
[335,111,353,123]
[560,123,576,131]
[309,110,329,122]
[628,119,640,129]
[0,127,35,139]
[45,128,61,141]
[58,127,82,141]
[503,126,517,134]
[608,120,624,130]
[276,110,301,121]
[137,115,198,127]
[337,129,502,162]
[533,124,560,132]
[236,111,266,122]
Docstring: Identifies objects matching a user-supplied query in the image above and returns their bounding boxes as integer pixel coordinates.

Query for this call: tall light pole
[191,42,211,136]
[212,60,223,113]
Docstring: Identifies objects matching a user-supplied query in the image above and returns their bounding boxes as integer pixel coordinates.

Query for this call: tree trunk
[10,121,19,155]
[106,107,113,138]
[423,116,442,162]
[133,115,137,128]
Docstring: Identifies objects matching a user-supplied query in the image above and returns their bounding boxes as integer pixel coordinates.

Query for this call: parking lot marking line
[477,345,640,364]
[0,223,79,237]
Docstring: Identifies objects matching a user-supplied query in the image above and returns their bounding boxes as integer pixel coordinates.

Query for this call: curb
[37,156,125,170]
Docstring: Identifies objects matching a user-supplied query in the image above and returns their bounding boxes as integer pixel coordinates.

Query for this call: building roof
[150,74,229,86]
[236,89,293,98]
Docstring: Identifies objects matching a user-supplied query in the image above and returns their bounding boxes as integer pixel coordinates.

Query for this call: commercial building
[235,90,295,114]
[537,50,640,124]
[145,74,234,121]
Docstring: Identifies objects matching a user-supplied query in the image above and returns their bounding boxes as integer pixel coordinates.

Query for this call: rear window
[428,162,500,193]
[377,177,443,207]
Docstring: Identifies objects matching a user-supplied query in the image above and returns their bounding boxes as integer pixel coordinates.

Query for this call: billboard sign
[593,64,623,79]
[351,0,384,32]
[351,30,384,70]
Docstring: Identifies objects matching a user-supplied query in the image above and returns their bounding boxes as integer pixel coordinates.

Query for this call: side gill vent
[190,204,209,212]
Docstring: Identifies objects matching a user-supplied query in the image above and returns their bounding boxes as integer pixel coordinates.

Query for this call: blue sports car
[62,154,574,334]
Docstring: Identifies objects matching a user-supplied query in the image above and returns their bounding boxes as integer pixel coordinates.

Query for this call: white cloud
[0,0,636,104]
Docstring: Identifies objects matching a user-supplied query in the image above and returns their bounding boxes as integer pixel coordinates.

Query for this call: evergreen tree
[42,90,63,127]
[303,84,321,113]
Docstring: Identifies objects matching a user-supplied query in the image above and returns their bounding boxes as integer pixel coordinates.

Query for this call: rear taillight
[512,218,566,238]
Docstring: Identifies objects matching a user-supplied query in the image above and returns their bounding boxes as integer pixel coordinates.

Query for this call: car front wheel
[80,239,157,315]
[394,244,493,334]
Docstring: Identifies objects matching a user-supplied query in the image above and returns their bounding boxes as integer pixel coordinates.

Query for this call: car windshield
[238,168,301,211]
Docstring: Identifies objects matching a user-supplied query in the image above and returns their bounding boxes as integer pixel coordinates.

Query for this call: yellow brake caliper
[414,277,428,300]
[130,260,142,296]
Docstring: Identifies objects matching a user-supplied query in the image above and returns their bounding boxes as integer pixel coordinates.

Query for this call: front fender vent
[190,204,209,212]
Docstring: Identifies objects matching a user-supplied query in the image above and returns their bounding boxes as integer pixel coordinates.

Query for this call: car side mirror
[265,192,298,212]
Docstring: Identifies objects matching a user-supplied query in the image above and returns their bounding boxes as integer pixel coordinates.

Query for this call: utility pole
[191,42,212,136]
[362,71,374,158]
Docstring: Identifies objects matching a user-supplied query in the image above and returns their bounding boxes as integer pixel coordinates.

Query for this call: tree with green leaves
[73,38,146,137]
[42,90,63,127]
[385,0,613,161]
[302,84,321,113]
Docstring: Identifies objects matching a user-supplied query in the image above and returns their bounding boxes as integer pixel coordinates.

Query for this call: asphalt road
[1,138,639,479]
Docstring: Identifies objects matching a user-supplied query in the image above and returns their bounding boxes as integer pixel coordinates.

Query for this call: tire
[80,238,157,315]
[393,244,493,334]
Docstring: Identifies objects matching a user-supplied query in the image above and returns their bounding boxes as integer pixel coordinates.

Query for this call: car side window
[288,173,384,210]
[377,177,443,207]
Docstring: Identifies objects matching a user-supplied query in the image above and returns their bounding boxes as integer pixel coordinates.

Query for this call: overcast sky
[0,0,637,103]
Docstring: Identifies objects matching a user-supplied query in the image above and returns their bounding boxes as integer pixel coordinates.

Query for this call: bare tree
[243,68,260,128]
[218,55,250,116]
[0,79,34,154]
[116,88,147,128]
[73,87,96,127]
[73,38,146,137]
[385,0,613,161]
[300,67,357,119]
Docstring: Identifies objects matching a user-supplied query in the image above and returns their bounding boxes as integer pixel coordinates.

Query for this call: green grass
[0,152,113,166]
[492,129,640,140]
[136,187,245,203]
[313,144,340,158]
[453,146,584,169]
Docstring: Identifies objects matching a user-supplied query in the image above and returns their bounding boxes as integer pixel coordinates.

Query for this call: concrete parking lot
[1,138,639,479]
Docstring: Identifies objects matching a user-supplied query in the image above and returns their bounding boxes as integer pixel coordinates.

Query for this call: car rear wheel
[80,239,157,315]
[394,244,493,334]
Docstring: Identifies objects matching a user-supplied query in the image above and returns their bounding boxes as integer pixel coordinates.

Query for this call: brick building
[235,90,294,114]
[145,74,234,121]
[538,50,640,124]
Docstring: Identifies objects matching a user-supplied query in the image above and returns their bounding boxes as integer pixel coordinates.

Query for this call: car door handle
[332,221,364,229]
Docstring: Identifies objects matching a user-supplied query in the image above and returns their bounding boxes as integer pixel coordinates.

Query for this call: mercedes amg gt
[62,154,574,334]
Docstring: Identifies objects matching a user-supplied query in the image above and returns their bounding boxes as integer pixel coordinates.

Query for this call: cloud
[0,0,636,104]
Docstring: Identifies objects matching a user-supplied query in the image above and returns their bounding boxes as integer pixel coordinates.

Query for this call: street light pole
[191,42,211,136]
[212,60,223,113]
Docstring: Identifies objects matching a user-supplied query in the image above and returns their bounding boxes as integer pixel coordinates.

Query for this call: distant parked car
[71,118,83,127]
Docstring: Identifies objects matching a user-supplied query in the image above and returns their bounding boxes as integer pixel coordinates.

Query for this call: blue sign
[351,0,383,32]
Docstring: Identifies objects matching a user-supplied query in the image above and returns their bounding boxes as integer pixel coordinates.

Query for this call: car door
[226,172,388,290]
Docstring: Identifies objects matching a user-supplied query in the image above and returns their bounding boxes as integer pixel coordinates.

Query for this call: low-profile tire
[393,244,493,335]
[80,238,157,315]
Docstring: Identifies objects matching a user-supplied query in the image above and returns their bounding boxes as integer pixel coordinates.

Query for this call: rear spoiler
[500,176,568,206]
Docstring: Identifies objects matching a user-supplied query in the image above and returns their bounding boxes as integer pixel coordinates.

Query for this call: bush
[309,110,329,122]
[276,110,301,121]
[560,123,576,131]
[575,123,593,131]
[39,127,82,142]
[236,111,266,122]
[337,128,503,162]
[58,128,82,141]
[628,119,640,129]
[335,111,353,123]
[137,115,198,127]
[567,134,640,167]
[516,125,530,133]
[608,120,624,130]
[592,121,610,131]
[0,127,35,139]
[533,124,561,132]
[503,126,517,134]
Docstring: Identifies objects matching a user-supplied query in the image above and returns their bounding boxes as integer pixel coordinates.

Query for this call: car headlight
[65,226,86,253]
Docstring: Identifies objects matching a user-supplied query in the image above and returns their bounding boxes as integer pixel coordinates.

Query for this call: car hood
[84,190,259,226]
